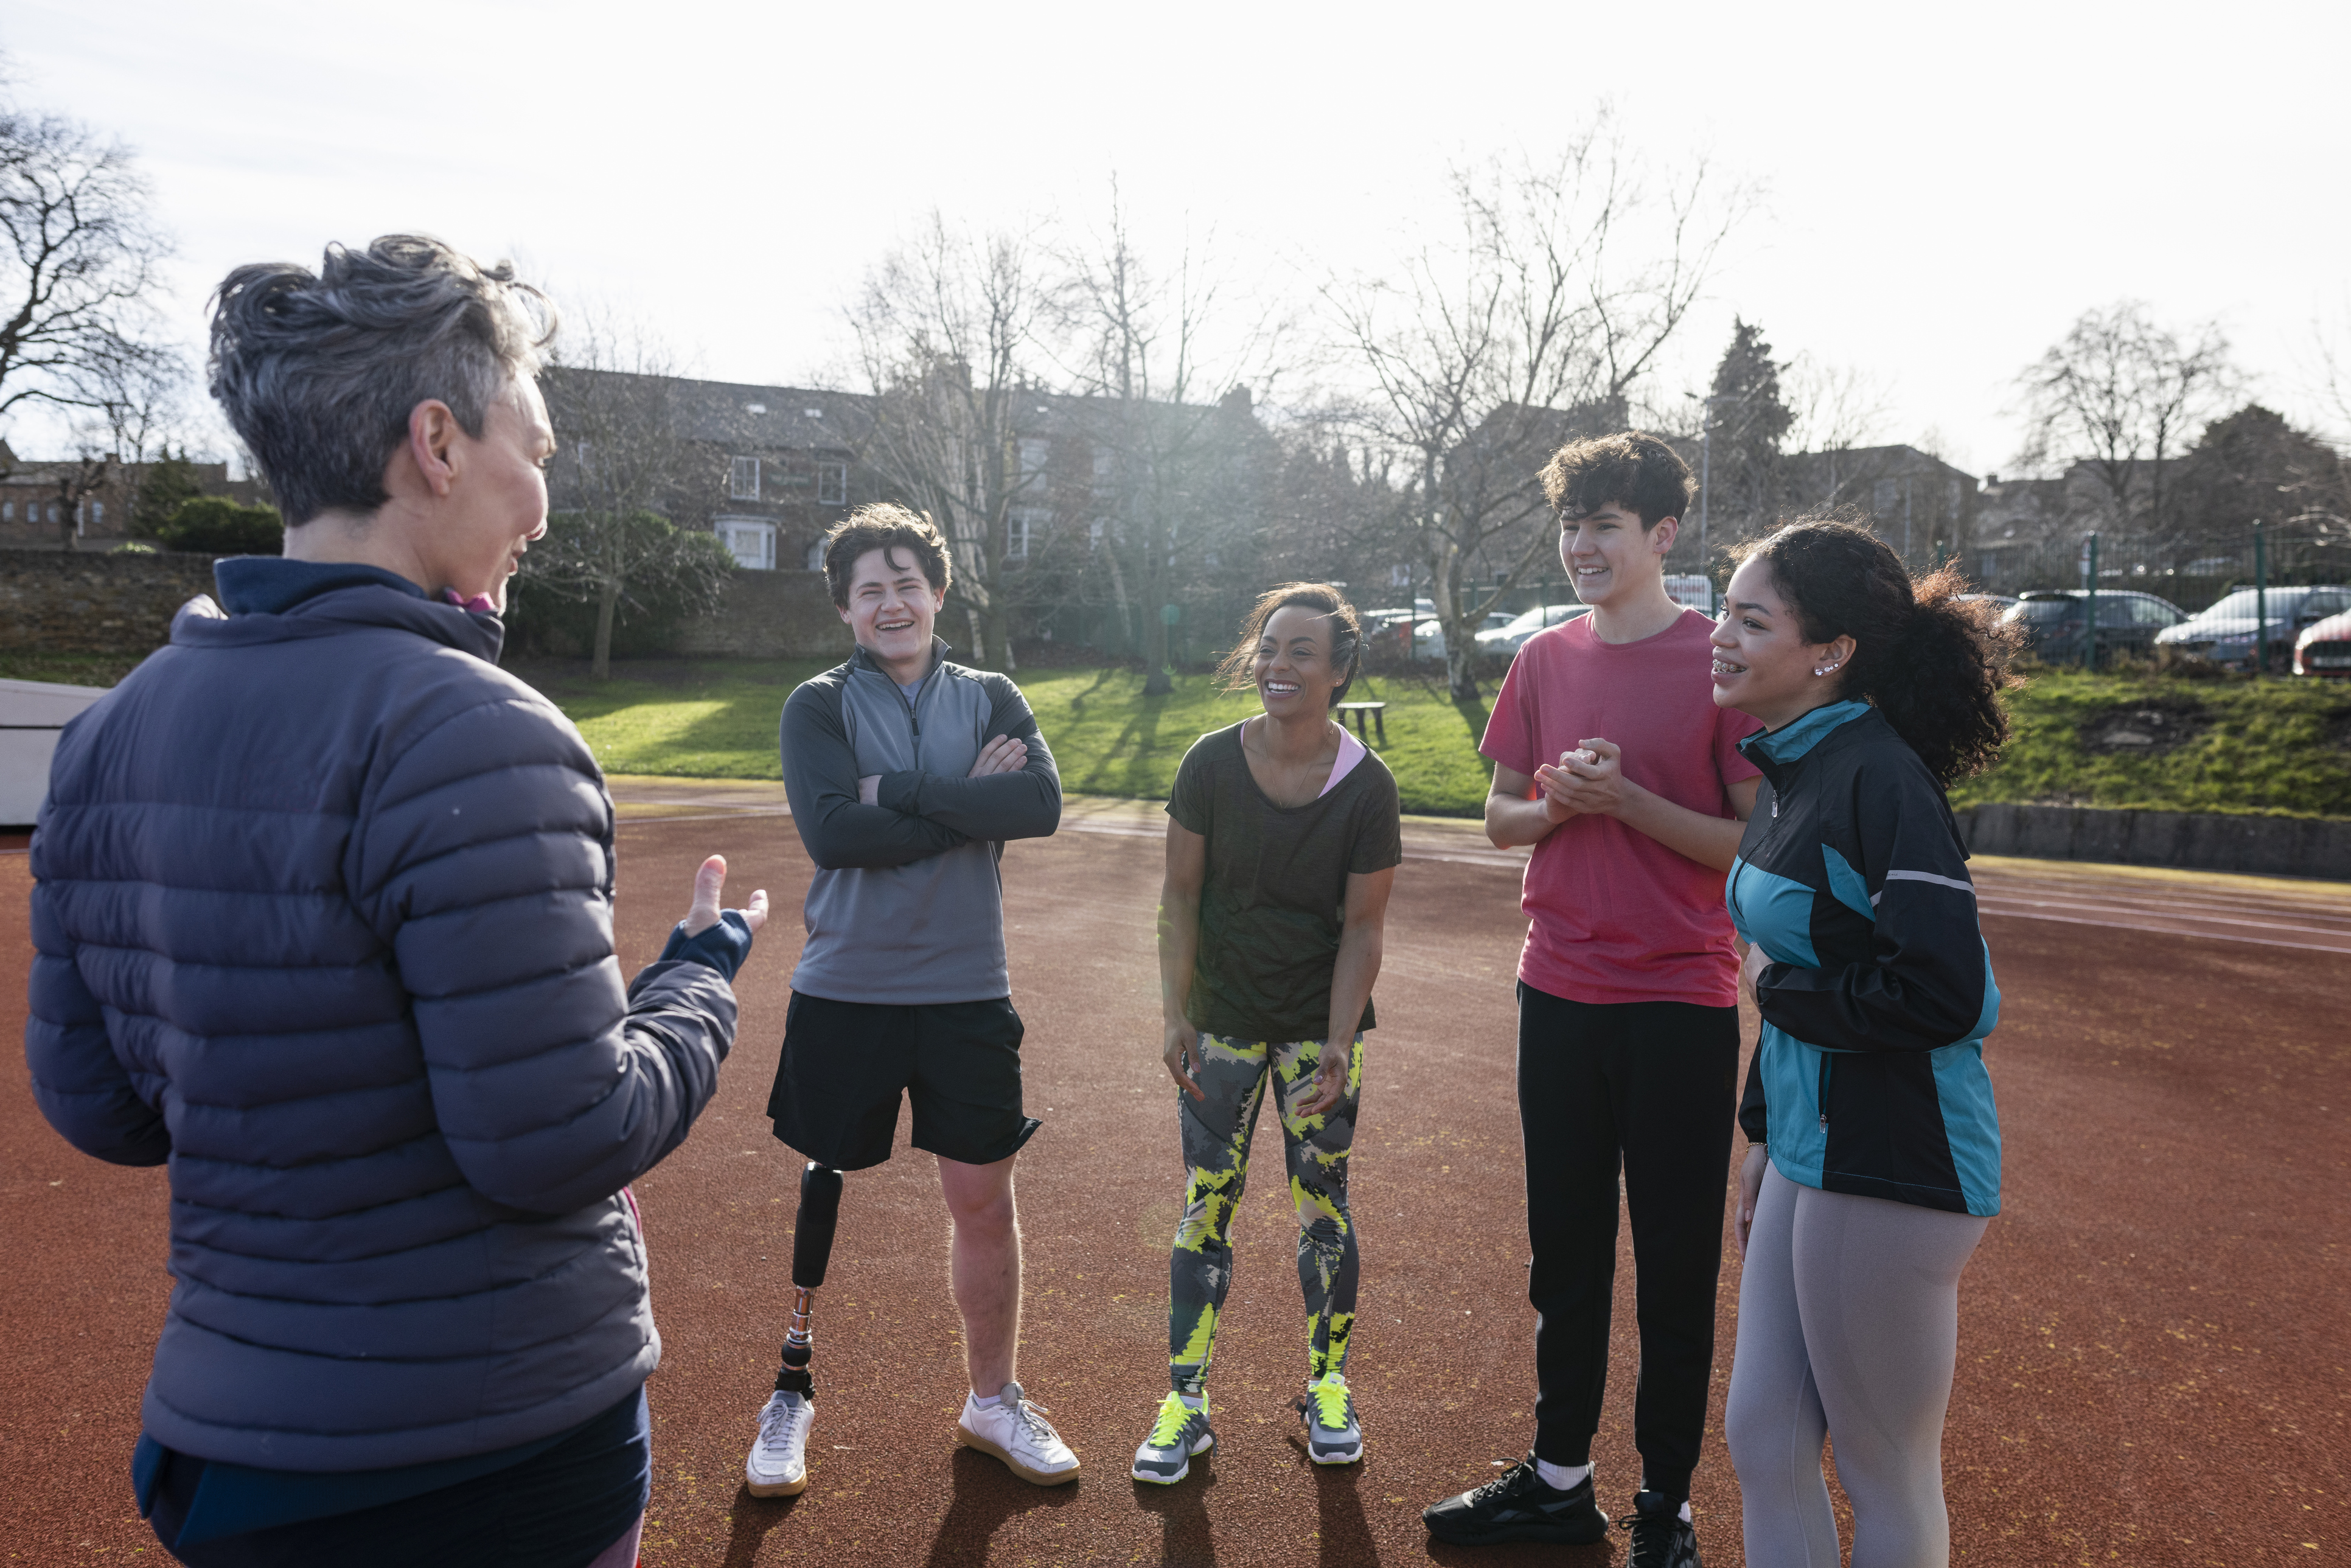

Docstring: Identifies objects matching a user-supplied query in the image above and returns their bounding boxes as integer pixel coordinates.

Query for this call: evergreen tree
[1705,318,1794,540]
[130,447,203,536]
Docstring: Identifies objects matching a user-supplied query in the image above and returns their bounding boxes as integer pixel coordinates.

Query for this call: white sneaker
[745,1389,812,1497]
[956,1381,1081,1485]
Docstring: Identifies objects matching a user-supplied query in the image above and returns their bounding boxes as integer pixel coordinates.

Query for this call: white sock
[1178,1392,1207,1409]
[1680,1500,1693,1522]
[970,1388,1005,1409]
[1534,1458,1590,1491]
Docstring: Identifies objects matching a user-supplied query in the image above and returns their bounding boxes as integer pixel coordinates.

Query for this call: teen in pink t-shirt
[1483,610,1759,1006]
[1423,433,1760,1561]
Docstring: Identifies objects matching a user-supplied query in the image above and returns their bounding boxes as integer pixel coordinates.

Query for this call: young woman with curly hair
[1709,519,2022,1568]
[1132,583,1402,1485]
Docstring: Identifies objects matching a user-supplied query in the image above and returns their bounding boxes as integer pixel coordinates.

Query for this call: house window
[91,502,104,528]
[2,502,12,521]
[1008,509,1041,561]
[716,517,776,570]
[728,456,761,501]
[1019,438,1050,490]
[817,462,848,506]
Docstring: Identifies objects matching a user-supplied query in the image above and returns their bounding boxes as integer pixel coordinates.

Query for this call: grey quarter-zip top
[778,638,1061,1004]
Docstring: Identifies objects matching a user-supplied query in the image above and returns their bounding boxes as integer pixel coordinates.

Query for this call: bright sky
[8,0,2348,476]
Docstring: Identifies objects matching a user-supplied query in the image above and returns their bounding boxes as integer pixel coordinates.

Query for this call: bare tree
[848,213,1053,670]
[2015,301,2235,541]
[0,102,175,425]
[1060,194,1284,694]
[529,322,732,678]
[1325,131,1741,700]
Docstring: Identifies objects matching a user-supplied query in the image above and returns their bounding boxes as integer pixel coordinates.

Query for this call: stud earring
[1814,663,1839,677]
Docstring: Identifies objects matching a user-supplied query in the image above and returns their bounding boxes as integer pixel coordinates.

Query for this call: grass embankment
[16,651,2351,820]
[511,658,1498,815]
[1952,667,2351,819]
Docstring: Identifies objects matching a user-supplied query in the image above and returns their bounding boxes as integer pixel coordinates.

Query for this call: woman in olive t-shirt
[1129,584,1403,1486]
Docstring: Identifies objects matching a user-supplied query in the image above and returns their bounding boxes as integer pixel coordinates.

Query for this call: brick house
[0,441,265,551]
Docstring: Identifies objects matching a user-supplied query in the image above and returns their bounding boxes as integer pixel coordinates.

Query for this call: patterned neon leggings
[1168,1032,1362,1396]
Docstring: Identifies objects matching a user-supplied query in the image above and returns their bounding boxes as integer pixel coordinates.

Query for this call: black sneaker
[1422,1457,1609,1545]
[1618,1488,1702,1567]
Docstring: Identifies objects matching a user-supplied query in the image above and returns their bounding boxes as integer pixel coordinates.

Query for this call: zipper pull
[1818,1111,1828,1130]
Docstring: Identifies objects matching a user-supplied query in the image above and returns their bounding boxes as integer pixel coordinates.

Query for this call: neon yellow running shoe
[1130,1391,1214,1484]
[1303,1373,1362,1465]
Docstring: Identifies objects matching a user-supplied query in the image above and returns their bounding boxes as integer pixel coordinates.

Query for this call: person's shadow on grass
[921,1444,1080,1567]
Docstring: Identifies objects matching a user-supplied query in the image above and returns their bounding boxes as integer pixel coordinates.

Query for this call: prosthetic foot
[745,1162,842,1498]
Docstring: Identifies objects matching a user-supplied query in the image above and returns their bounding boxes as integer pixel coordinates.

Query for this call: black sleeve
[1737,1048,1768,1144]
[781,678,970,869]
[875,674,1060,842]
[1753,753,1993,1054]
[1348,762,1404,874]
[1166,736,1212,835]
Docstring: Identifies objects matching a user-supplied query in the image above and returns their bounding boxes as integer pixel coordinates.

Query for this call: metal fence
[1965,523,2350,618]
[1965,522,2351,672]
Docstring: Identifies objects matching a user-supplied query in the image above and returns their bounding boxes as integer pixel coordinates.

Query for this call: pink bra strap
[1318,727,1368,798]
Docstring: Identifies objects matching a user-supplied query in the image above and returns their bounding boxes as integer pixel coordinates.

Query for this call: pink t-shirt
[1479,608,1763,1007]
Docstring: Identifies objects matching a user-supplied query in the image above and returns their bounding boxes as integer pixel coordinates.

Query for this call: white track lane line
[1976,905,2351,956]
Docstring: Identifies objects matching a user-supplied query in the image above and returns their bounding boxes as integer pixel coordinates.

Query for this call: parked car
[1957,593,2018,613]
[2294,604,2351,677]
[1475,603,1592,655]
[2001,590,2186,665]
[2154,585,2351,671]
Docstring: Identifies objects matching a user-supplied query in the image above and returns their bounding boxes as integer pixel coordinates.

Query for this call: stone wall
[672,568,852,660]
[1956,801,2351,880]
[0,549,219,653]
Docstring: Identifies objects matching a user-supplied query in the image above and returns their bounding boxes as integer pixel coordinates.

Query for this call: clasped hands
[1533,737,1628,821]
[857,734,1029,806]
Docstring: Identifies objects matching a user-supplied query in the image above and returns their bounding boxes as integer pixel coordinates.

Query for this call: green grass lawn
[21,649,2351,821]
[507,658,1499,814]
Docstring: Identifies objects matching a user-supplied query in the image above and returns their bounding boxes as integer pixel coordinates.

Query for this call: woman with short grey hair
[27,234,765,1568]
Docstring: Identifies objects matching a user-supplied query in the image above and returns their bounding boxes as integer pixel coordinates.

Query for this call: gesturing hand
[1537,737,1626,818]
[1735,1143,1769,1259]
[1741,939,1769,996]
[1294,1044,1353,1118]
[969,735,1029,778]
[683,854,769,937]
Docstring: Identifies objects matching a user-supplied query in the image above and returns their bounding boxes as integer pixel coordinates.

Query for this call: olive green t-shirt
[1166,722,1404,1043]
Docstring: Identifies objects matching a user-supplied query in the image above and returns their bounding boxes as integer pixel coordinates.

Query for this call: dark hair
[1733,518,2022,786]
[207,235,556,527]
[1538,430,1696,531]
[1214,583,1364,709]
[821,503,953,607]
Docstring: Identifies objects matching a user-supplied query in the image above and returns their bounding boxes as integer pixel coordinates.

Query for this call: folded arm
[782,681,971,869]
[875,674,1061,842]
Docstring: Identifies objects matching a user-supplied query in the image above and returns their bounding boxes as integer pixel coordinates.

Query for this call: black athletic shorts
[767,992,1042,1171]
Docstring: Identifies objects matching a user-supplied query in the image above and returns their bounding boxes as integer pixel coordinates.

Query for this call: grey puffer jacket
[24,569,737,1471]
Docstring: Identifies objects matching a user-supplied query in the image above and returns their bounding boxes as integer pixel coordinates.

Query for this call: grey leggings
[1726,1165,1988,1568]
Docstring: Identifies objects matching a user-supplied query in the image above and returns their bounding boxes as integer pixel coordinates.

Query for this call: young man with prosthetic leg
[744,505,1074,1498]
[1421,434,1761,1566]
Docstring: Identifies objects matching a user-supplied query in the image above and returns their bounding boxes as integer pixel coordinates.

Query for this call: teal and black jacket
[1727,700,2002,1216]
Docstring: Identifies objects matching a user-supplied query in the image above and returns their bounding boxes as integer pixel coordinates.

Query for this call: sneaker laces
[758,1396,806,1448]
[1468,1461,1542,1504]
[1008,1393,1059,1449]
[1309,1376,1351,1429]
[1617,1505,1688,1566]
[1148,1393,1196,1448]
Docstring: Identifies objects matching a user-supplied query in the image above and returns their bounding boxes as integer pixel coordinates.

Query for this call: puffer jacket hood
[26,566,739,1470]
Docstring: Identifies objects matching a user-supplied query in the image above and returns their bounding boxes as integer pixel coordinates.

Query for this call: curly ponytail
[1733,519,2022,786]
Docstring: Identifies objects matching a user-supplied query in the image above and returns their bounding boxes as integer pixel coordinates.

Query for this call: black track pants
[1517,982,1740,1502]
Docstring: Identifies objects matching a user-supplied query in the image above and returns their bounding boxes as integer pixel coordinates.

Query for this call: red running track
[2,807,2344,1566]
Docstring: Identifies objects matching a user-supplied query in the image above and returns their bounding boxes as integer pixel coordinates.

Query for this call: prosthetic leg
[776,1162,843,1396]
